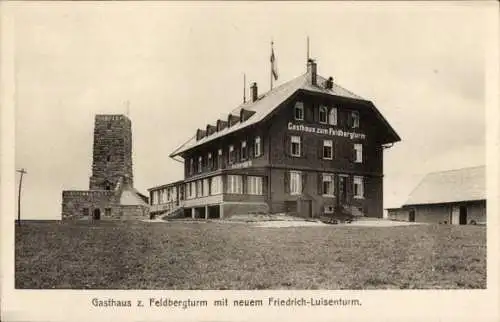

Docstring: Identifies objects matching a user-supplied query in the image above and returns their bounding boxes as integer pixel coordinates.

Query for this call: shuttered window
[323,140,333,160]
[291,136,301,157]
[354,144,363,163]
[322,174,335,196]
[290,171,302,195]
[354,176,364,198]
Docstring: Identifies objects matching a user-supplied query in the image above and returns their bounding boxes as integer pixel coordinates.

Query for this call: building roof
[170,69,400,157]
[404,165,486,206]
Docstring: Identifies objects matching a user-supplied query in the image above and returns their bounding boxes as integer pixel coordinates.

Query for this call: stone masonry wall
[62,190,117,219]
[89,115,133,190]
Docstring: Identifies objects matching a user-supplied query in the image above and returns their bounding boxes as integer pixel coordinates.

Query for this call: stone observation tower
[61,115,149,220]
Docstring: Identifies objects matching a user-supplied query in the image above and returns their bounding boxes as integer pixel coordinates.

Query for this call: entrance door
[338,176,348,205]
[93,208,101,220]
[459,206,467,225]
[409,210,415,222]
[301,200,313,218]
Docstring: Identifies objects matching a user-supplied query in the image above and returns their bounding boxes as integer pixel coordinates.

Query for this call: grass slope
[15,221,486,289]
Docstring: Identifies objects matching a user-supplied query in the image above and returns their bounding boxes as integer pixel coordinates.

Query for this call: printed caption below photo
[92,297,362,309]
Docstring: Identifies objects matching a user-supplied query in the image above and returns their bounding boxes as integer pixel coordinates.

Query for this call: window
[196,180,203,197]
[290,171,302,195]
[189,159,194,175]
[207,153,212,170]
[107,122,112,130]
[352,111,360,128]
[323,140,333,160]
[353,176,364,198]
[229,145,235,164]
[354,144,363,163]
[241,141,247,160]
[187,181,196,199]
[216,149,223,169]
[198,156,203,173]
[291,136,301,157]
[247,176,263,195]
[210,176,222,195]
[227,175,243,194]
[254,136,262,157]
[106,155,111,162]
[319,106,328,124]
[203,179,210,197]
[82,208,89,217]
[322,174,335,196]
[329,107,337,125]
[105,208,111,216]
[294,102,304,120]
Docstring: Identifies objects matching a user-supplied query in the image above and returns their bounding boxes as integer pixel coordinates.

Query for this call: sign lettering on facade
[230,160,253,169]
[287,122,366,140]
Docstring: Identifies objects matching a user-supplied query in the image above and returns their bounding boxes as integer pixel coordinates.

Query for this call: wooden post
[16,168,27,226]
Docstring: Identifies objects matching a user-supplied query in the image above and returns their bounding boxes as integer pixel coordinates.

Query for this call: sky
[8,2,490,219]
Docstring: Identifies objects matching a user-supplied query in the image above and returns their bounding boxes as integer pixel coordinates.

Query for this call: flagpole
[270,41,274,90]
[243,73,246,103]
[307,36,310,62]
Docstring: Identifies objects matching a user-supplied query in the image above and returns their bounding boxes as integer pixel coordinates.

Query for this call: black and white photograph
[1,1,499,321]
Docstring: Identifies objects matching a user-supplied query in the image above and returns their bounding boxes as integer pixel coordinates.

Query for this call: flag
[270,45,278,81]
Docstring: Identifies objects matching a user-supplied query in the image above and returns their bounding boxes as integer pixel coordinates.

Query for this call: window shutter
[318,173,323,194]
[249,141,254,159]
[302,172,307,192]
[300,136,305,157]
[347,111,353,128]
[284,171,290,193]
[313,104,318,122]
[284,136,290,156]
[318,140,323,159]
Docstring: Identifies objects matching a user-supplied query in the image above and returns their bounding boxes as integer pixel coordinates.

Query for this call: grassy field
[15,220,486,289]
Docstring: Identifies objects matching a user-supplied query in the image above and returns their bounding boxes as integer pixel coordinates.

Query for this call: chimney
[250,82,258,102]
[325,77,333,90]
[307,59,317,86]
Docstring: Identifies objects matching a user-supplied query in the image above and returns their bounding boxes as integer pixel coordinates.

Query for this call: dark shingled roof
[170,69,400,157]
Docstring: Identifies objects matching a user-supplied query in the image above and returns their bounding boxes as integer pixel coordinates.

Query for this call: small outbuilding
[387,166,486,225]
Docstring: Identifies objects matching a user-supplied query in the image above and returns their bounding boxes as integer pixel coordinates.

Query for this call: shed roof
[404,165,486,206]
[170,69,400,157]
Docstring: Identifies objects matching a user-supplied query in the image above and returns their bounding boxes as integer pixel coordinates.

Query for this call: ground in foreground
[15,220,486,289]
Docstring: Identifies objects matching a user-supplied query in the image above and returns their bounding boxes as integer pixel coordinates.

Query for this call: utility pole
[16,168,27,226]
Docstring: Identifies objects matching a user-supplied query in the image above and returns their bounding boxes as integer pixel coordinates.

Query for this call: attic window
[294,102,304,121]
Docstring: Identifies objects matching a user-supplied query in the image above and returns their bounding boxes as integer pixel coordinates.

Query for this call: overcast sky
[10,2,490,219]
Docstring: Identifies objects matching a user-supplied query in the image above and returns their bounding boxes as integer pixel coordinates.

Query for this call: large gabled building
[387,165,486,225]
[149,59,400,219]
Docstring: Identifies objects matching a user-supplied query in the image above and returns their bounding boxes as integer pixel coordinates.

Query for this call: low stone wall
[62,190,117,220]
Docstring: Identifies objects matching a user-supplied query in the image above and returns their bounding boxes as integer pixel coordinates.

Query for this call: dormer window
[319,106,328,124]
[329,107,337,125]
[294,102,304,121]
